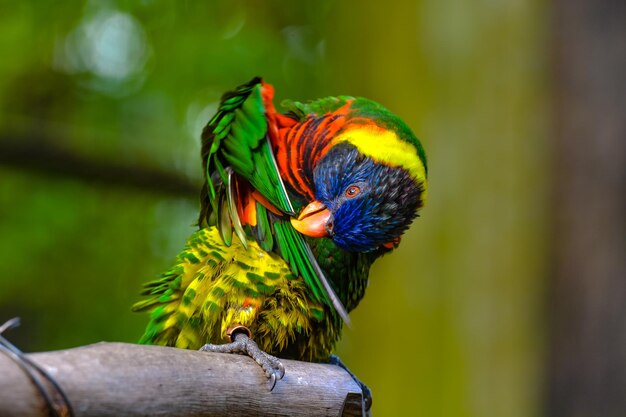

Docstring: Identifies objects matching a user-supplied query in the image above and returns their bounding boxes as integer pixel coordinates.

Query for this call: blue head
[293,142,424,252]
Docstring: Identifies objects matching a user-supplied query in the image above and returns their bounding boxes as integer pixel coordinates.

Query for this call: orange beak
[290,200,331,238]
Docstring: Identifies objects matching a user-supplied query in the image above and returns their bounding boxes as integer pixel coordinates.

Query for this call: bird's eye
[345,185,360,198]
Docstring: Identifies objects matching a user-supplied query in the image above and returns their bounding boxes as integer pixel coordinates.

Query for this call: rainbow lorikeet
[133,77,427,404]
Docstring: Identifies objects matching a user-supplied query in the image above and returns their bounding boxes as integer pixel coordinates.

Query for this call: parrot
[132,77,428,408]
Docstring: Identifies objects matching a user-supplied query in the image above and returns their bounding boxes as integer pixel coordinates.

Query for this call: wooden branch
[0,342,364,417]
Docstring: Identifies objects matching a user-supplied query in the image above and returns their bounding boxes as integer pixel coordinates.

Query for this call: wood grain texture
[0,342,365,417]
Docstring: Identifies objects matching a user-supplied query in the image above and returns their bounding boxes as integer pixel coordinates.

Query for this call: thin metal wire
[0,317,74,417]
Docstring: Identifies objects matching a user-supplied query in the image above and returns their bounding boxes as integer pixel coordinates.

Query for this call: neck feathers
[272,109,351,202]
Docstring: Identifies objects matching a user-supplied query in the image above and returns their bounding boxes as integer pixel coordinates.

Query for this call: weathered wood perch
[0,342,365,417]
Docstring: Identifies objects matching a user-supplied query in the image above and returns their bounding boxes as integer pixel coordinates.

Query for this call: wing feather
[199,77,348,323]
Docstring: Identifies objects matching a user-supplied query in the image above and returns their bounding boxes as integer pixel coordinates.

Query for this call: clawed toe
[252,349,284,391]
[264,356,284,391]
[275,361,285,380]
[199,330,285,391]
[329,354,372,412]
[267,372,277,391]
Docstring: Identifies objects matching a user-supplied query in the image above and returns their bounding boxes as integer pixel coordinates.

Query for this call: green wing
[199,78,349,324]
[200,78,293,219]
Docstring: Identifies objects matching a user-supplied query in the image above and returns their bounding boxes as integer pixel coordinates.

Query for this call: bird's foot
[329,354,372,414]
[200,326,285,390]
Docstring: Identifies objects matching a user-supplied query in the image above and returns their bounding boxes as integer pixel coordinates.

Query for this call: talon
[267,372,277,391]
[276,362,285,380]
[329,354,373,412]
[362,384,373,411]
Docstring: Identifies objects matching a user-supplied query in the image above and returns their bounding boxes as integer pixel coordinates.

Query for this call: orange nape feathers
[270,102,353,201]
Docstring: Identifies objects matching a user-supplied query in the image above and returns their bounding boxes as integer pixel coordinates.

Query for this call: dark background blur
[0,1,624,416]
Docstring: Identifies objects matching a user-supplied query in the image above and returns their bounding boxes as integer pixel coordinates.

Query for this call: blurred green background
[2,1,619,416]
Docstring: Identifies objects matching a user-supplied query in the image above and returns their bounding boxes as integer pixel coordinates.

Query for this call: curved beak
[291,200,331,238]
